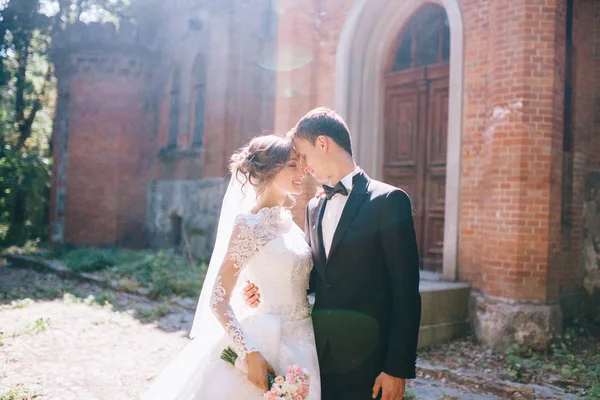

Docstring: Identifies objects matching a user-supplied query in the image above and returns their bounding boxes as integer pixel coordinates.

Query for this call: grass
[2,239,47,257]
[8,298,34,309]
[23,318,51,336]
[0,384,42,400]
[503,317,600,394]
[135,304,172,321]
[7,318,51,339]
[500,317,600,399]
[419,316,600,399]
[62,292,117,309]
[4,242,208,300]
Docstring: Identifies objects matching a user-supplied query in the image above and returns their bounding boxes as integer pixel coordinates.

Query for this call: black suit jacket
[305,171,421,381]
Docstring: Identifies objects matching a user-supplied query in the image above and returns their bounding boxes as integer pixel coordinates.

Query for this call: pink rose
[275,375,285,384]
[264,392,276,400]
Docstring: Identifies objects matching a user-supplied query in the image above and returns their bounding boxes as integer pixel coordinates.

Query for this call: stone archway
[335,0,464,281]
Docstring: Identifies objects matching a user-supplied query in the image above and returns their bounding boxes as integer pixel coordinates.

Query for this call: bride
[141,134,320,399]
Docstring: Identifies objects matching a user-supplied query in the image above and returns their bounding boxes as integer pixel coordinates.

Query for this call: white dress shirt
[322,167,361,258]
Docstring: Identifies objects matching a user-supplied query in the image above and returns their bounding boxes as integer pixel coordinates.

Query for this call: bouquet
[220,346,310,399]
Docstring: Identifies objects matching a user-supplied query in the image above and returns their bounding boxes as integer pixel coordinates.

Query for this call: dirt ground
[0,263,192,399]
[0,263,586,399]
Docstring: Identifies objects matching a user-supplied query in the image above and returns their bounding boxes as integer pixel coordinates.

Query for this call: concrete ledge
[419,280,471,326]
[418,320,469,348]
[472,291,563,351]
[417,279,471,347]
[6,254,102,283]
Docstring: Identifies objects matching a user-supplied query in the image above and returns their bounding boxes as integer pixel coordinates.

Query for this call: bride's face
[269,154,305,196]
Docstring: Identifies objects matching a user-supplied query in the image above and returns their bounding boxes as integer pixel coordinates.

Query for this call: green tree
[0,0,53,245]
[0,0,130,245]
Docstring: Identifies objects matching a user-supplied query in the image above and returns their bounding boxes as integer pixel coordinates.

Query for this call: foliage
[8,316,51,337]
[503,317,600,396]
[2,238,46,255]
[4,240,207,299]
[0,384,43,400]
[419,317,600,398]
[46,246,207,299]
[0,0,54,245]
[8,297,35,308]
[135,303,171,321]
[0,0,133,246]
[587,383,600,400]
[0,140,51,244]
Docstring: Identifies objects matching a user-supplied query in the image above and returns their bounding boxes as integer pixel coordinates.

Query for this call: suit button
[325,283,333,289]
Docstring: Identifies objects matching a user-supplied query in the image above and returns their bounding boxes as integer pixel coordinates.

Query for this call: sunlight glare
[40,0,59,17]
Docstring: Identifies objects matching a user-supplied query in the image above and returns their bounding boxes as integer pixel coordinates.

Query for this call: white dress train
[140,207,321,400]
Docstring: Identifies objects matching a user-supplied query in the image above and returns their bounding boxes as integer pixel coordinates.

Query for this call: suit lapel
[313,196,328,279]
[327,172,369,263]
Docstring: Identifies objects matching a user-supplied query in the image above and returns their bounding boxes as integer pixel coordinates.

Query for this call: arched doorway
[335,0,464,280]
[383,3,449,272]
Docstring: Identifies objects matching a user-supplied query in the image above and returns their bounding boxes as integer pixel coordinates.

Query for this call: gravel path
[0,263,192,400]
[2,262,567,400]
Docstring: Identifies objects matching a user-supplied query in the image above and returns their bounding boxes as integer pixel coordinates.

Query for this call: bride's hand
[245,351,275,391]
[243,281,261,308]
[315,187,325,198]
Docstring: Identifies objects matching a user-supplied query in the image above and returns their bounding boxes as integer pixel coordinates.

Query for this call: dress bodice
[210,206,313,359]
[240,208,313,321]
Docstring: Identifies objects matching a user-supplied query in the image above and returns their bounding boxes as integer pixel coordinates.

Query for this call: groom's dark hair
[291,107,353,156]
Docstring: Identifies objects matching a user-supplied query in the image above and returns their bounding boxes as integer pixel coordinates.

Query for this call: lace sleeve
[210,215,261,359]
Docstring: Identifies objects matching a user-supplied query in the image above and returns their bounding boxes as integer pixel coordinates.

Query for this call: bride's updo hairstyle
[229,134,294,195]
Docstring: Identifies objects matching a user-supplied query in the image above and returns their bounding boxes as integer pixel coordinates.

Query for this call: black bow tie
[322,181,348,200]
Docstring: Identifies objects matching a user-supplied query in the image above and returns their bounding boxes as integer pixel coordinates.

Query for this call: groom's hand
[243,281,261,308]
[372,372,405,400]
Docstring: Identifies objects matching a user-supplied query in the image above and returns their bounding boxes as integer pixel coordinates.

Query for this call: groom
[246,107,421,400]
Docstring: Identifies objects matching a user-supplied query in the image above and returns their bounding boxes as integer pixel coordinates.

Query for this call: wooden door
[383,64,448,272]
[423,64,448,271]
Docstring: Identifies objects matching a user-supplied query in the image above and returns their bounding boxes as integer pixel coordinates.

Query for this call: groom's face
[293,137,329,184]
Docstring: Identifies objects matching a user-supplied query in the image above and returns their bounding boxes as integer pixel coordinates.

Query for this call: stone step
[418,279,471,348]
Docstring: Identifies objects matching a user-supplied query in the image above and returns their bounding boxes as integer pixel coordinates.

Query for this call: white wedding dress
[141,206,320,400]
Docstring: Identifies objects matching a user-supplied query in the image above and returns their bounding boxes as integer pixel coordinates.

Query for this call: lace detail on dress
[262,302,311,322]
[225,309,258,356]
[229,207,291,271]
[210,207,292,360]
[210,275,226,307]
[281,319,316,344]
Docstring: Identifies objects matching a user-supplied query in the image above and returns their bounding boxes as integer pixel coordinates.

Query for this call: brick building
[51,0,600,349]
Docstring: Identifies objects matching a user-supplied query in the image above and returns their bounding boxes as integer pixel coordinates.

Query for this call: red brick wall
[60,53,155,247]
[274,0,580,304]
[52,1,278,248]
[458,0,492,291]
[458,0,565,303]
[153,0,276,181]
[66,76,118,245]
